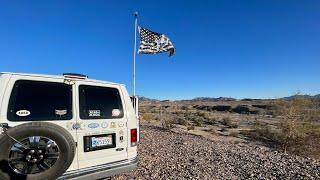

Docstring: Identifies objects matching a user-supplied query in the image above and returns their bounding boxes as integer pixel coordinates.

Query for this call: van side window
[79,85,123,119]
[7,80,73,121]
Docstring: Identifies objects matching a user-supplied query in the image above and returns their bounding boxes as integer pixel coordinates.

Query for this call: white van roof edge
[0,72,124,86]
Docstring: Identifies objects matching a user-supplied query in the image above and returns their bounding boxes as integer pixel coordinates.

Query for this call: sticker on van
[55,109,67,116]
[16,110,31,117]
[112,109,121,117]
[110,122,116,128]
[88,123,100,129]
[89,110,100,117]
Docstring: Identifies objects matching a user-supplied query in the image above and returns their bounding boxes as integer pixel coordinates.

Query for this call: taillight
[131,128,137,146]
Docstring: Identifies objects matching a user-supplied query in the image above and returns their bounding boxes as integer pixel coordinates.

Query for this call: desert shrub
[183,111,195,121]
[192,117,204,127]
[161,119,175,130]
[196,111,212,119]
[221,117,238,128]
[181,106,189,110]
[176,117,188,126]
[251,121,282,144]
[142,113,154,122]
[204,117,216,125]
[253,97,320,159]
[221,117,231,125]
[187,126,195,131]
[150,109,158,113]
[196,111,206,118]
[230,124,238,128]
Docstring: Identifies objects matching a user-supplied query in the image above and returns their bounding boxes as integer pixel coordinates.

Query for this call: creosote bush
[254,97,320,159]
[142,113,154,122]
[221,117,238,128]
[176,117,188,126]
[161,119,175,130]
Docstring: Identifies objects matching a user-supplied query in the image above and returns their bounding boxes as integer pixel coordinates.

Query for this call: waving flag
[138,26,176,56]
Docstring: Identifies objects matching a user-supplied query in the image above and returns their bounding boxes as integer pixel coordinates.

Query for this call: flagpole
[133,12,138,97]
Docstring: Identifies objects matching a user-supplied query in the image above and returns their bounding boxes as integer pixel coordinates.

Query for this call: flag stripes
[138,26,176,56]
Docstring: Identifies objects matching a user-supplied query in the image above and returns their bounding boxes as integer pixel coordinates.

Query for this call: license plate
[91,135,113,147]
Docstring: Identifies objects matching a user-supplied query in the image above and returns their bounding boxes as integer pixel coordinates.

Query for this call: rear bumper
[58,156,138,180]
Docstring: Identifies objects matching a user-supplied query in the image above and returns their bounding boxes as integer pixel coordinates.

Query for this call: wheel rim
[8,136,60,175]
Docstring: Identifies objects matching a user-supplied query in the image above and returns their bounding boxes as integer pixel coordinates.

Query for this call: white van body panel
[0,72,138,178]
[0,74,79,171]
[74,81,128,169]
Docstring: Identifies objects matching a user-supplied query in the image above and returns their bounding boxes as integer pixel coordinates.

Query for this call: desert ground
[114,97,320,179]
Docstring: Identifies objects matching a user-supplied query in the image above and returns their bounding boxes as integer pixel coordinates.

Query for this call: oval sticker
[88,123,100,129]
[16,110,31,117]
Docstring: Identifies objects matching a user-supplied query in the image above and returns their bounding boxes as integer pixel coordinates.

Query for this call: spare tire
[0,122,76,180]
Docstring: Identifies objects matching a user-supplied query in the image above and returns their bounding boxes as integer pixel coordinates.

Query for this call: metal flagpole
[133,12,138,97]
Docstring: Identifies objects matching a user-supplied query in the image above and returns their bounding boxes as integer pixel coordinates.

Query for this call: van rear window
[7,80,73,121]
[79,85,123,119]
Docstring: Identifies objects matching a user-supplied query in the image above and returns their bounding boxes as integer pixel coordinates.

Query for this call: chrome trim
[59,156,138,179]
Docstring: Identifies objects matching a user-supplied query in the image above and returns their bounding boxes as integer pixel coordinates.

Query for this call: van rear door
[75,81,128,169]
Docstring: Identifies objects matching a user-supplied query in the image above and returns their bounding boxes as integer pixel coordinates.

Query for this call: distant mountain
[283,94,320,100]
[191,97,237,102]
[138,96,159,102]
[138,94,320,102]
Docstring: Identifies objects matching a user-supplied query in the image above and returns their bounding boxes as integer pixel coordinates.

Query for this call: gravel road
[114,124,320,180]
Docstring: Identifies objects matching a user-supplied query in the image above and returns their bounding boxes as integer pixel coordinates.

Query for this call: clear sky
[0,0,319,100]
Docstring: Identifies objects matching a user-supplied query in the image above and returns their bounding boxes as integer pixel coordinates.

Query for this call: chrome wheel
[8,136,60,175]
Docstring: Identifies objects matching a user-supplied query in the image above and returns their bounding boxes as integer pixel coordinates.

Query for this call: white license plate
[91,136,113,147]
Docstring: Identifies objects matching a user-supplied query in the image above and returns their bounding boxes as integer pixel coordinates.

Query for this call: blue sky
[0,0,319,100]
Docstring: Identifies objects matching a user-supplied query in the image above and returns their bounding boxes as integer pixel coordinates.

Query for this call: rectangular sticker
[89,110,100,117]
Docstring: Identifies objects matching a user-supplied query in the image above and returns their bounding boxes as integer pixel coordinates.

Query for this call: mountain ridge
[139,94,320,102]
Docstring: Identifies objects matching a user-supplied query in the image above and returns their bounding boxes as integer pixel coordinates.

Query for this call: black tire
[0,122,76,180]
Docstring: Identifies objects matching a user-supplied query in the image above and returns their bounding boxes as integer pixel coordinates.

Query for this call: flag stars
[138,26,176,56]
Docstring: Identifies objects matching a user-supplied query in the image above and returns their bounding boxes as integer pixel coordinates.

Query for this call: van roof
[0,72,124,86]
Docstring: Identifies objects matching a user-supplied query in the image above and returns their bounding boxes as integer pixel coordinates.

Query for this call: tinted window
[79,85,123,119]
[8,80,73,121]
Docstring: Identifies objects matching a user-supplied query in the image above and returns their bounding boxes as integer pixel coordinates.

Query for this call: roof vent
[63,73,88,79]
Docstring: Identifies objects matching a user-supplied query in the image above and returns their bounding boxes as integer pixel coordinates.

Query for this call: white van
[0,72,139,180]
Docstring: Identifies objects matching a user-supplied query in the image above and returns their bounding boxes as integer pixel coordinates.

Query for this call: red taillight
[131,128,137,146]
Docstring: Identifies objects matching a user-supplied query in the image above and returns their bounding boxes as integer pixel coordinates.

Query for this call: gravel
[114,124,320,180]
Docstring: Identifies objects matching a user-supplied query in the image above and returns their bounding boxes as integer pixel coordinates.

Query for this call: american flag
[138,26,176,56]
